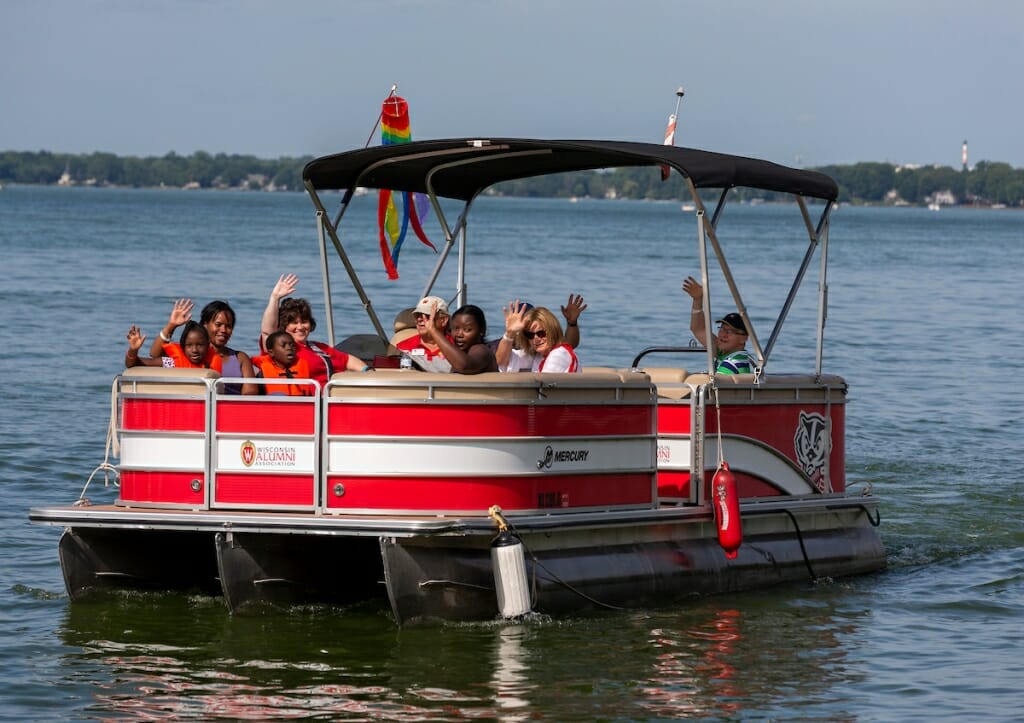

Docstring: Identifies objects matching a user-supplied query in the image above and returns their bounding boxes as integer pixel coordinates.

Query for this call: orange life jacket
[252,355,313,396]
[163,343,222,371]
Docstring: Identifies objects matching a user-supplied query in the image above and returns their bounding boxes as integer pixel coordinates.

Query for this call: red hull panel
[119,470,204,506]
[122,399,205,432]
[705,405,846,492]
[214,473,315,507]
[217,400,316,435]
[327,404,653,437]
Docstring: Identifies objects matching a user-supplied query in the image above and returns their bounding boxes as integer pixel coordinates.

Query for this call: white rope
[76,378,121,504]
[713,383,724,470]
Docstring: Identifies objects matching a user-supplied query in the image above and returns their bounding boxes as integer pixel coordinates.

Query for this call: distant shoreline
[2,150,1021,207]
[3,182,1018,211]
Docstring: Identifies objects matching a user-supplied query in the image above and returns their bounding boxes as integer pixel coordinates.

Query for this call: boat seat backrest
[393,307,417,332]
[627,367,691,400]
[676,372,847,403]
[120,366,220,395]
[389,328,419,348]
[326,370,653,402]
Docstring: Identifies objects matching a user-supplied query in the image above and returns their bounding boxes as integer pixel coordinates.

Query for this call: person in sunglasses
[681,276,757,375]
[496,302,582,373]
[395,295,453,372]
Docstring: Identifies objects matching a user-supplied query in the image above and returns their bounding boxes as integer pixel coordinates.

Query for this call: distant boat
[927,202,940,211]
[681,203,696,212]
[57,165,72,186]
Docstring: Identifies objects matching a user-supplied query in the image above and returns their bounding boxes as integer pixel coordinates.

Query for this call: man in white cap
[396,296,452,372]
[681,276,756,375]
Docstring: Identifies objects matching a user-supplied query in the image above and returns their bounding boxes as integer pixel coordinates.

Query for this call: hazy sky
[3,0,1023,168]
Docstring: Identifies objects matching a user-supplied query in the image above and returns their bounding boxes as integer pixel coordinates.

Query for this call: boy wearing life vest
[252,331,314,396]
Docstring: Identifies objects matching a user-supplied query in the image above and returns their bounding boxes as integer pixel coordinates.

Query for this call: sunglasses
[523,329,547,340]
[718,326,747,336]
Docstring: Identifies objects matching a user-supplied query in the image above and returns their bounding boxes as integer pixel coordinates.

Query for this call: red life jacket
[252,355,313,396]
[163,343,222,371]
[538,343,580,373]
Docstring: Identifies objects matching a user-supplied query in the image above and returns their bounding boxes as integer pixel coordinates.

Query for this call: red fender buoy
[713,462,743,559]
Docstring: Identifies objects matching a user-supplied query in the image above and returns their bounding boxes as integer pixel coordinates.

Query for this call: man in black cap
[681,276,756,374]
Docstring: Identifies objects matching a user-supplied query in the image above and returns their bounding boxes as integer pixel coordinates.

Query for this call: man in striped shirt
[681,277,757,375]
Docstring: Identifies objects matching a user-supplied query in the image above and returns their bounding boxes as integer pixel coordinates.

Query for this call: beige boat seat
[327,369,652,402]
[120,366,220,395]
[628,367,691,400]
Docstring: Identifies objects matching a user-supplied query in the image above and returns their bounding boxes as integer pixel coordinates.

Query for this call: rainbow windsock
[378,94,435,280]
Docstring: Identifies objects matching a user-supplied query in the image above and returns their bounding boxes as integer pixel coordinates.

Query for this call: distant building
[929,190,957,206]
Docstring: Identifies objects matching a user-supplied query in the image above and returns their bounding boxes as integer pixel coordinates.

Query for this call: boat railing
[111,366,847,515]
[629,344,706,369]
[113,367,663,516]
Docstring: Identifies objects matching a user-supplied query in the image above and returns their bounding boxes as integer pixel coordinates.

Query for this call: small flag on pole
[660,86,685,182]
[376,93,436,280]
[660,113,677,181]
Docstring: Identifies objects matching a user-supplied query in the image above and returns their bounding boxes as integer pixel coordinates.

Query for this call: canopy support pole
[762,199,834,364]
[305,183,389,343]
[687,179,764,368]
[814,207,832,378]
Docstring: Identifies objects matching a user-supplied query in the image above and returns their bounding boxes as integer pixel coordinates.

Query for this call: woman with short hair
[260,273,369,385]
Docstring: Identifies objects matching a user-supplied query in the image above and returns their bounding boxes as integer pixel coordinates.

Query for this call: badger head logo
[794,411,831,492]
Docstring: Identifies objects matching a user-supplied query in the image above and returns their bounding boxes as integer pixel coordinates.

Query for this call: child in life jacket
[252,331,314,396]
[125,322,218,369]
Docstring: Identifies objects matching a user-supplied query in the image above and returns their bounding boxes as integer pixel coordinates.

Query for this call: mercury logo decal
[794,411,830,492]
[240,440,256,467]
[537,445,590,469]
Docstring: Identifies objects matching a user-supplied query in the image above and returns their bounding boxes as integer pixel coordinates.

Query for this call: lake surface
[1,185,1022,721]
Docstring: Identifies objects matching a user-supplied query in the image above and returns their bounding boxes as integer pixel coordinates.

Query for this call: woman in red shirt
[259,273,369,386]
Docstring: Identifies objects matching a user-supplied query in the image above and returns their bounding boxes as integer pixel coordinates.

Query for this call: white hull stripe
[327,438,655,476]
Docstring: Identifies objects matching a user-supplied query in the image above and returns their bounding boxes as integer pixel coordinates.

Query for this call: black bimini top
[303,138,838,202]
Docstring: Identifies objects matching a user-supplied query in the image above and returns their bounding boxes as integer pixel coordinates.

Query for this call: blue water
[1,186,1022,720]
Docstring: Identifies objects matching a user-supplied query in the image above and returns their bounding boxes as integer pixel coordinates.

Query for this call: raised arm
[126,326,164,368]
[496,300,529,369]
[260,273,298,351]
[681,276,715,352]
[560,293,586,348]
[148,298,194,356]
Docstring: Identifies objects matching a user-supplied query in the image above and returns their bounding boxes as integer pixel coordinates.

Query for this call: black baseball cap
[715,312,747,334]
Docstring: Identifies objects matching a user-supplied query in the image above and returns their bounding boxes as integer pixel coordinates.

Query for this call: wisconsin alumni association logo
[239,440,298,468]
[240,440,257,467]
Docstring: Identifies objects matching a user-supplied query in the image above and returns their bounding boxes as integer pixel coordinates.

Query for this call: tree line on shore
[2,149,1021,206]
